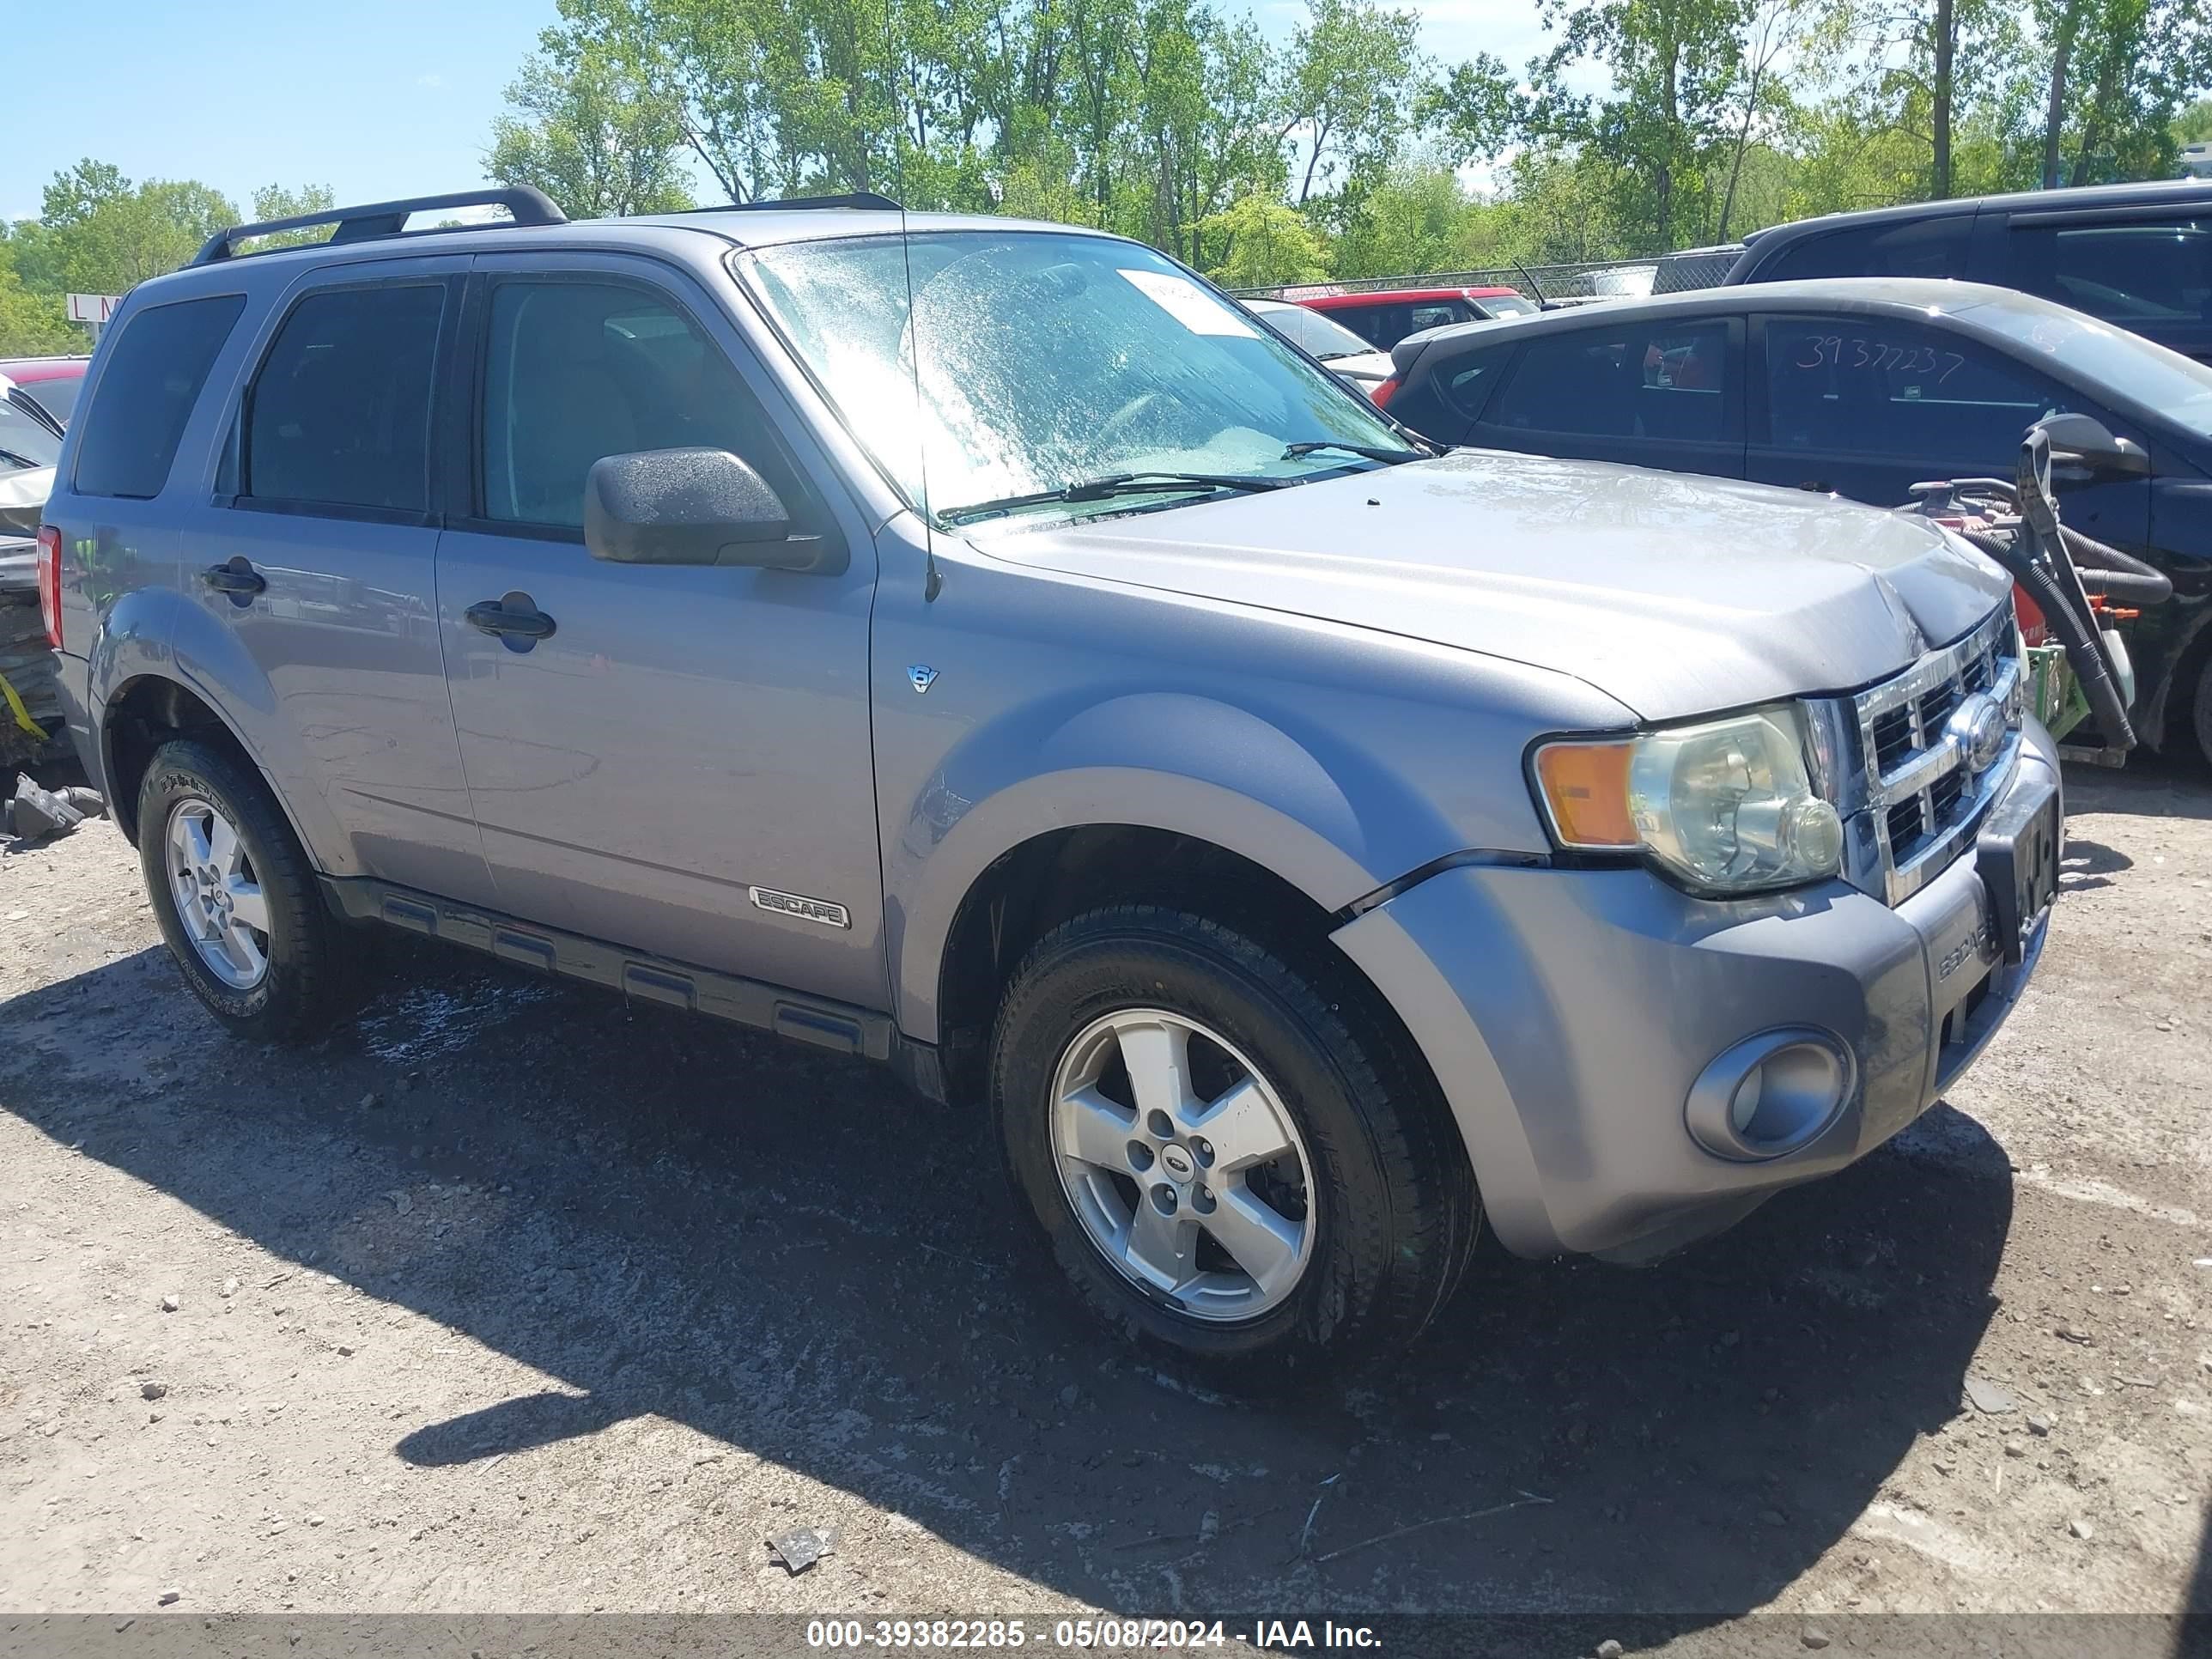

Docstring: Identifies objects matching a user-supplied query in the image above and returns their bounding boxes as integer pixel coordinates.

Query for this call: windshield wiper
[939,471,1295,526]
[1283,439,1420,465]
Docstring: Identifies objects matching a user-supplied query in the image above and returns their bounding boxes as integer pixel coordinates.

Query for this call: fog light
[1687,1028,1855,1161]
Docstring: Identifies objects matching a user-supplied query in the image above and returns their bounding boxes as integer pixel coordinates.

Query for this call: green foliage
[246,185,340,250]
[489,25,696,217]
[1197,194,1330,286]
[2179,98,2212,146]
[1,162,331,356]
[0,244,77,357]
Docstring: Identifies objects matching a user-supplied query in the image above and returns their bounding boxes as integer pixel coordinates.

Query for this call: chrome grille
[1852,605,2023,905]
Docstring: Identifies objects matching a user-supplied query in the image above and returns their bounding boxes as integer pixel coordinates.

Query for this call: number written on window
[1788,335,1967,383]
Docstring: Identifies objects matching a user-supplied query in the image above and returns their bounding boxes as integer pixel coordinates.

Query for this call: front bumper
[1332,720,2059,1261]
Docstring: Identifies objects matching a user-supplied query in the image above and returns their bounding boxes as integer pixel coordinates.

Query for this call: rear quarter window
[1755,215,1972,283]
[72,295,248,499]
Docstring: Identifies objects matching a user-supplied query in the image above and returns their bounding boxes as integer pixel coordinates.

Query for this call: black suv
[1725,179,2212,366]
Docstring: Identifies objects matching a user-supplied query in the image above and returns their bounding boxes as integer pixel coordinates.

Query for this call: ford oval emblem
[1946,691,2006,775]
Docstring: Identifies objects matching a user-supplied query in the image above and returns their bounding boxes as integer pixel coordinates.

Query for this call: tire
[137,738,352,1041]
[990,904,1478,1382]
[2194,656,2212,773]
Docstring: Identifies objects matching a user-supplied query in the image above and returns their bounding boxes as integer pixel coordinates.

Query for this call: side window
[1764,315,2069,459]
[1488,321,1731,441]
[480,280,805,531]
[1437,347,1511,421]
[1407,302,1467,333]
[1336,304,1401,348]
[244,283,445,513]
[1759,216,1971,282]
[73,295,246,499]
[2008,217,2212,326]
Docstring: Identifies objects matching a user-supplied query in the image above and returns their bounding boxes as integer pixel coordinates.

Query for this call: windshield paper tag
[1118,269,1259,338]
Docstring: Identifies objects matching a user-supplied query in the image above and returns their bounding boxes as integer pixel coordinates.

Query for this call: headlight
[1531,704,1844,895]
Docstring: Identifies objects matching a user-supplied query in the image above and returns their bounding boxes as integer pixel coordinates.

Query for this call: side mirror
[583,448,842,573]
[2033,411,2148,478]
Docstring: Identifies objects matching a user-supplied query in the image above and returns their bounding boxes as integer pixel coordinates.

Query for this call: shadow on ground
[2,934,2014,1630]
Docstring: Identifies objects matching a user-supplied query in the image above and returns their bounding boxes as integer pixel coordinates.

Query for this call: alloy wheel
[1048,1007,1316,1322]
[164,797,270,990]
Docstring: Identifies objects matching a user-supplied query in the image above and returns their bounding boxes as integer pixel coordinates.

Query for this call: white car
[2181,142,2212,180]
[1243,298,1397,400]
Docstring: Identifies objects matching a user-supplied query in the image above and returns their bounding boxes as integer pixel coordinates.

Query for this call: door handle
[201,557,265,596]
[466,594,557,641]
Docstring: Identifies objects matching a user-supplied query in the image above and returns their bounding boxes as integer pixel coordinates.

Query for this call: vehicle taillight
[1369,376,1400,408]
[36,525,63,649]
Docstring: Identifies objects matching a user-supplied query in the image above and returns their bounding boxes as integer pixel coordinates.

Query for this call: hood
[975,449,2008,720]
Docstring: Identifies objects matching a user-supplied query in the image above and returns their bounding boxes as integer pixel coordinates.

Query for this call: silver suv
[37,188,2063,1376]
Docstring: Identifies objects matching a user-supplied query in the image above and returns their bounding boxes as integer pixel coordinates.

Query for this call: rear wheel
[138,738,353,1041]
[2192,656,2212,771]
[991,904,1476,1382]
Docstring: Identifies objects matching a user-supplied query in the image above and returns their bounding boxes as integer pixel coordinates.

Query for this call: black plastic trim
[191,187,566,266]
[1332,848,1553,922]
[319,874,945,1101]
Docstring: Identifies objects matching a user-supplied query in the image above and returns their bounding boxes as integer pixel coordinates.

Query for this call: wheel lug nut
[1146,1110,1174,1139]
[1192,1186,1216,1215]
[1151,1184,1177,1215]
[1192,1137,1212,1166]
[1127,1141,1154,1172]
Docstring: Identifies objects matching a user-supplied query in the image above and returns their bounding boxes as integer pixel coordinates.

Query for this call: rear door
[433,250,885,1007]
[1747,310,2151,555]
[1990,204,2212,367]
[173,254,493,905]
[1467,313,1745,479]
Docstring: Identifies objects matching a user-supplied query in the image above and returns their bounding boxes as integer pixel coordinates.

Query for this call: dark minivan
[1382,278,2212,765]
[1724,179,2212,367]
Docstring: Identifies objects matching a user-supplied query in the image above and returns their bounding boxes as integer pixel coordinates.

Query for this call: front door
[433,252,885,1008]
[1747,311,2151,555]
[173,254,494,905]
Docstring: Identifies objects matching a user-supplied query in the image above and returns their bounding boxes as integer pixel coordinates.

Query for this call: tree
[9,164,237,296]
[489,28,696,218]
[248,185,339,248]
[1717,0,1812,238]
[1275,0,1421,208]
[1197,193,1330,285]
[1527,0,1753,250]
[0,244,76,357]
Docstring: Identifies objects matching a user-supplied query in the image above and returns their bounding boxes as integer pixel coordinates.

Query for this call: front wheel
[991,905,1477,1381]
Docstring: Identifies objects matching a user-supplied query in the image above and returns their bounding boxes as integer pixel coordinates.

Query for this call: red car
[1282,285,1537,350]
[0,356,90,425]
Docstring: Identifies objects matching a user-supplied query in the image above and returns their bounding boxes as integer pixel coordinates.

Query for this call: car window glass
[1764,315,2071,457]
[1256,303,1372,360]
[245,284,443,512]
[2009,218,2211,325]
[1488,321,1729,441]
[22,377,82,424]
[1408,303,1466,332]
[739,232,1412,519]
[1438,349,1510,420]
[1761,215,1971,282]
[0,397,60,470]
[482,280,803,530]
[73,295,246,499]
[1337,304,1402,348]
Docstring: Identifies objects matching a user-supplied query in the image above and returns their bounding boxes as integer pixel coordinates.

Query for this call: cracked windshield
[737,231,1416,525]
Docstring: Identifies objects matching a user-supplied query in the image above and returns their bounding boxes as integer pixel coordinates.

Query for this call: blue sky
[3,0,1564,223]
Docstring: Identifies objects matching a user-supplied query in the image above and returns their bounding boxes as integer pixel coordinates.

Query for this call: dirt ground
[2,757,2209,1651]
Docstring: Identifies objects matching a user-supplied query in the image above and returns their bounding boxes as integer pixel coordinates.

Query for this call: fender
[887,688,1462,1042]
[90,587,347,872]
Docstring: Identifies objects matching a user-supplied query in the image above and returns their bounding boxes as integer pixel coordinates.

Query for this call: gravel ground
[1,759,2208,1647]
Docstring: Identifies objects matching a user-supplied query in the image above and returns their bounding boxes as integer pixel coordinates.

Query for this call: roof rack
[674,191,904,216]
[189,186,568,267]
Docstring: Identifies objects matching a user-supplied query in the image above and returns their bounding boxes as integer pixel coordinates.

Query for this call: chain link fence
[1230,245,1744,307]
